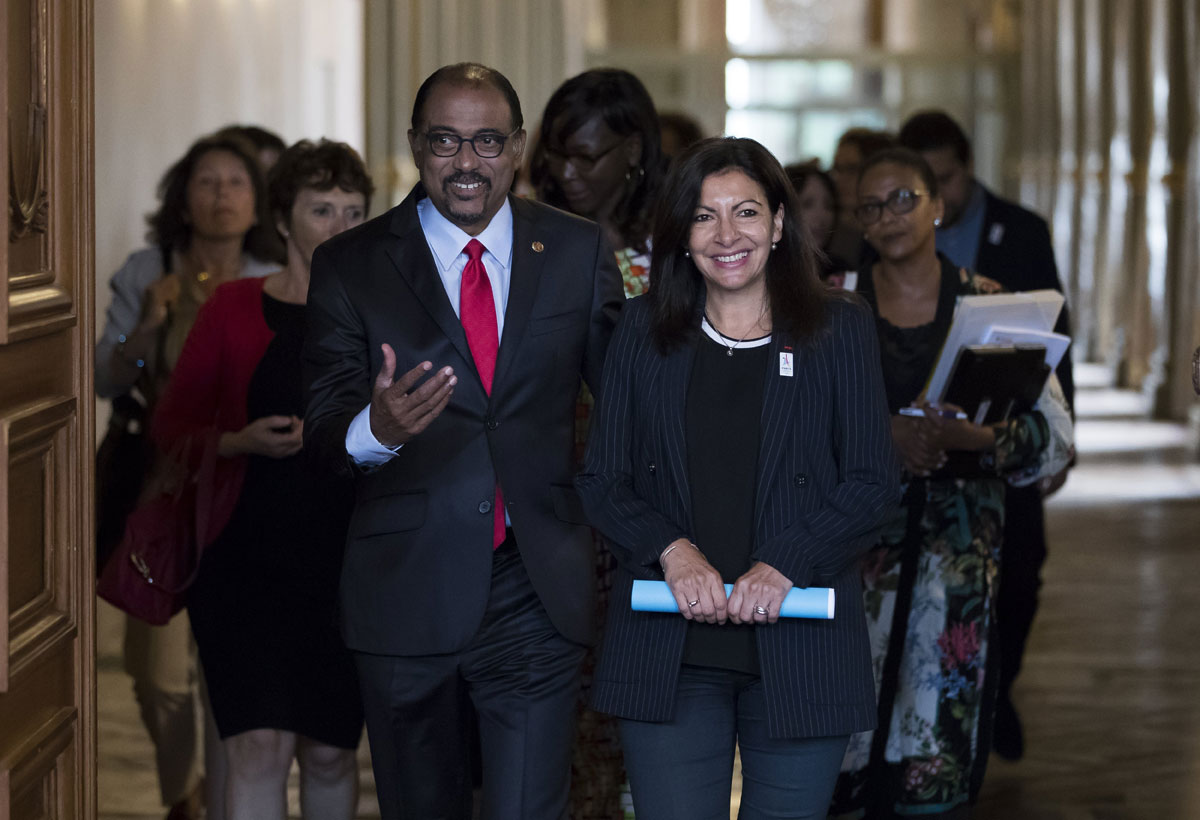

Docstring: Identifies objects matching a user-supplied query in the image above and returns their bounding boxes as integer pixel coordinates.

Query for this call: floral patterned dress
[831,258,1056,818]
[570,246,649,820]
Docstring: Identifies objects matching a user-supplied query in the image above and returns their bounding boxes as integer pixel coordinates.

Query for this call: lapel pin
[779,351,794,377]
[531,241,545,253]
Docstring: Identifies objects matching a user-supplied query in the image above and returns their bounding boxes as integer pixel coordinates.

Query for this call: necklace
[704,302,769,356]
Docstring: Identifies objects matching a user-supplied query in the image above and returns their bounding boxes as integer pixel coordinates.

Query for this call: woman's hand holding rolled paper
[661,539,726,624]
[728,561,793,625]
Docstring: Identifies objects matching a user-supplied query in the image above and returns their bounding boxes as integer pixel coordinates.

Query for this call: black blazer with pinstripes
[576,294,900,739]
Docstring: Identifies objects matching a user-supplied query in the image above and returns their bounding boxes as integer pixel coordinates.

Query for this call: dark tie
[460,239,505,549]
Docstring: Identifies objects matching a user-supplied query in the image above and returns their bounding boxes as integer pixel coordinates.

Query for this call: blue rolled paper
[631,580,835,620]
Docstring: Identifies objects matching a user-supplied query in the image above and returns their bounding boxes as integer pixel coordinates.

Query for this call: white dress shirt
[345,197,515,465]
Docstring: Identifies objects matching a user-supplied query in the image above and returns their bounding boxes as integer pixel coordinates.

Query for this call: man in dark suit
[303,63,624,819]
[899,110,1075,762]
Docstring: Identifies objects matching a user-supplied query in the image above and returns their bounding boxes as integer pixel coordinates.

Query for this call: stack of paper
[982,325,1071,370]
[924,290,1066,405]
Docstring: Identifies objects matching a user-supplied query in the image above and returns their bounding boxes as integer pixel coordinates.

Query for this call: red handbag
[97,433,220,625]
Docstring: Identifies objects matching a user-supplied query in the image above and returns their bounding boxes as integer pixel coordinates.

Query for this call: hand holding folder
[942,345,1050,425]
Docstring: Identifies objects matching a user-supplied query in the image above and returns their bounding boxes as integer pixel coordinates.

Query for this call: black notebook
[941,345,1050,425]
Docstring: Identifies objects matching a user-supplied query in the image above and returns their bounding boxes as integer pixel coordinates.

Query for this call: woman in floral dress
[830,149,1072,819]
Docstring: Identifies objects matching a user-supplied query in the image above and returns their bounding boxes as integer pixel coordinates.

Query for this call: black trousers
[997,483,1049,697]
[354,535,586,820]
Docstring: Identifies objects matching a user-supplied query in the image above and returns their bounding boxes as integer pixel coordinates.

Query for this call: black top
[856,254,961,413]
[238,293,354,578]
[187,291,361,748]
[682,328,770,674]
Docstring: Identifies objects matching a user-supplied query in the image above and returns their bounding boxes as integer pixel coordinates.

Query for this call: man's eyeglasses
[423,129,520,158]
[544,141,624,173]
[854,188,929,226]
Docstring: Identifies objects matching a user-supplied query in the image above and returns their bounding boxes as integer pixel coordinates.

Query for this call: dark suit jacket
[576,295,901,738]
[303,186,624,656]
[975,186,1075,410]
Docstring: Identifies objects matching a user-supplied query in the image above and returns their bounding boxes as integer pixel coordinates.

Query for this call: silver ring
[688,600,699,607]
[754,606,768,615]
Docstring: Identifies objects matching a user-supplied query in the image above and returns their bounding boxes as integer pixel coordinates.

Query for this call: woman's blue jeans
[618,665,849,820]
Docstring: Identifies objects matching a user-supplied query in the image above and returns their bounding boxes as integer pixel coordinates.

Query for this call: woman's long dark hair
[530,68,664,253]
[146,133,283,269]
[649,137,830,353]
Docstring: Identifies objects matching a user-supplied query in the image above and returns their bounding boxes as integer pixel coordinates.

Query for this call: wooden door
[0,0,96,817]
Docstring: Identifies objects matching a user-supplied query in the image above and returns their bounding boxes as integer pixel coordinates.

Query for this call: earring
[684,250,691,258]
[934,218,942,227]
[771,242,777,250]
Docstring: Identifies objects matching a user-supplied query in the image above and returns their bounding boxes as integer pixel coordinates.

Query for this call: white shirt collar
[417,196,514,271]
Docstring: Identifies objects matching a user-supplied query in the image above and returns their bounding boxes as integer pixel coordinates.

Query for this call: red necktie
[460,239,506,549]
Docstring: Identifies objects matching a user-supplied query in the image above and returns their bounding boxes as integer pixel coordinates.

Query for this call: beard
[443,172,491,225]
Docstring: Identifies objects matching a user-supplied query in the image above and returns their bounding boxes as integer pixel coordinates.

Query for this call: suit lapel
[974,189,1002,274]
[383,189,476,372]
[493,197,547,393]
[657,336,697,528]
[755,333,798,528]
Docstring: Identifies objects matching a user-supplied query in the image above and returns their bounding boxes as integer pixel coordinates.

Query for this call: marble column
[1096,0,1133,369]
[1152,0,1199,417]
[1050,0,1084,352]
[1122,0,1167,393]
[1018,0,1059,220]
[1071,0,1109,362]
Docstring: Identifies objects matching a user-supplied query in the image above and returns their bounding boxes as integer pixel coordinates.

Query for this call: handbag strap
[191,432,220,550]
[132,433,220,597]
[864,479,927,813]
[136,250,174,409]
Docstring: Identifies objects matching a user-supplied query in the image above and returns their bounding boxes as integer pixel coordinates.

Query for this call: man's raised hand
[369,343,456,447]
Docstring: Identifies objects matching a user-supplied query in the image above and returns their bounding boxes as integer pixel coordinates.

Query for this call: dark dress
[188,293,362,749]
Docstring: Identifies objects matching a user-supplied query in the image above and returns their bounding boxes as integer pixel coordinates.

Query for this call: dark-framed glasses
[854,188,929,226]
[424,129,520,158]
[544,140,625,173]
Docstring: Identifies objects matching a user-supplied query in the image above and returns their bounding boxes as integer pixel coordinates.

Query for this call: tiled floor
[98,378,1200,818]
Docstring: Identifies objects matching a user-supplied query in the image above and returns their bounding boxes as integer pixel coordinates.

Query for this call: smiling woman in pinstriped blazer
[576,137,901,820]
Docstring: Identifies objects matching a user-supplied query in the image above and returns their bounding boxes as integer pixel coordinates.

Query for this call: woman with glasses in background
[529,68,666,819]
[830,148,1072,819]
[531,68,664,298]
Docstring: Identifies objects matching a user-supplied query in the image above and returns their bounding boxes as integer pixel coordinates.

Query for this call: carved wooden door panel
[0,0,96,818]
